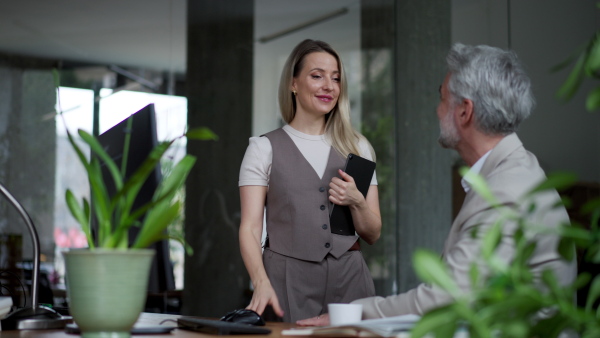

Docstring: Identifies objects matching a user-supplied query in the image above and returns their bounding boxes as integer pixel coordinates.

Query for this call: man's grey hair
[446,43,535,135]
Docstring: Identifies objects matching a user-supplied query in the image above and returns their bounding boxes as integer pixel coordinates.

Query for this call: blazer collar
[478,133,523,179]
[448,133,523,236]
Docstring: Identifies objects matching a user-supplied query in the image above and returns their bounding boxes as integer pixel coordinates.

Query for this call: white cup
[328,303,363,326]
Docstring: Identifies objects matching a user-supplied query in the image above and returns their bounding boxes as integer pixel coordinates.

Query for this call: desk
[0,313,300,338]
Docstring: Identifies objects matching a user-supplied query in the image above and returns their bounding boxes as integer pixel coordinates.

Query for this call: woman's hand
[246,279,284,318]
[329,170,364,207]
[328,170,382,245]
[239,186,284,318]
[296,313,330,327]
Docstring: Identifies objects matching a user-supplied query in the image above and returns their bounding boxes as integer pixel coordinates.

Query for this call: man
[297,43,577,324]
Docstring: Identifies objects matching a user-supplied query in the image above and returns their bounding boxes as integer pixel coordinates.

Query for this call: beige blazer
[354,133,577,318]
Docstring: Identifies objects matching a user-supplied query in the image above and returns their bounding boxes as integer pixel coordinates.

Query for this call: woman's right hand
[246,279,284,318]
[239,186,284,318]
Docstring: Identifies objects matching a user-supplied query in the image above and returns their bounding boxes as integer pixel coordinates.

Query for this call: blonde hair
[278,39,372,159]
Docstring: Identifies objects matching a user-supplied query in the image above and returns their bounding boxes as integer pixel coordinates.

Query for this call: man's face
[437,73,460,149]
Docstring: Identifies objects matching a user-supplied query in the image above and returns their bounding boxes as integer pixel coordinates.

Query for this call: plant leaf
[78,129,123,191]
[582,197,600,215]
[586,86,600,111]
[558,225,592,245]
[410,305,459,338]
[168,231,194,256]
[526,172,578,197]
[110,140,172,236]
[573,272,591,292]
[413,249,461,297]
[586,275,600,312]
[132,201,181,249]
[531,315,574,338]
[52,69,61,89]
[120,154,195,230]
[186,127,219,141]
[481,222,502,260]
[551,42,587,72]
[585,33,600,73]
[459,167,500,207]
[468,262,479,287]
[132,156,196,249]
[556,54,587,102]
[152,155,196,203]
[65,190,94,249]
[558,236,575,261]
[87,158,113,244]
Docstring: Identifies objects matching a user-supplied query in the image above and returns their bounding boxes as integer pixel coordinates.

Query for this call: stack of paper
[282,314,421,337]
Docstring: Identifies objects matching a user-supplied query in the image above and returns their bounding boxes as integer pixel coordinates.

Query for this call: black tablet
[329,153,376,236]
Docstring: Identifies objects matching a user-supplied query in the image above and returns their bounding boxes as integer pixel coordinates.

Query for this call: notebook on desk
[177,317,272,335]
[329,153,376,236]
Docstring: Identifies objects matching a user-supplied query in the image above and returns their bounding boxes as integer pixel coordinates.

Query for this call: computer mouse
[220,309,266,326]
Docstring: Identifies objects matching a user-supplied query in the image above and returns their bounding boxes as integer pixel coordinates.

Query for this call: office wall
[452,0,600,182]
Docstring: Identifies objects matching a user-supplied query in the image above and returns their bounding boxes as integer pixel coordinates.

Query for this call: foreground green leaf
[526,172,578,196]
[186,127,219,141]
[413,249,461,298]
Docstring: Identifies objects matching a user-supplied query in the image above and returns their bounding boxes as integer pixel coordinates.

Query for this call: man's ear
[457,98,474,126]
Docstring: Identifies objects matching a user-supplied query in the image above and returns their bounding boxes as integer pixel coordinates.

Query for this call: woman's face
[291,52,340,118]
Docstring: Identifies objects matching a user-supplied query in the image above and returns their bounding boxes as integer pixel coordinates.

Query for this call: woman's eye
[311,75,321,79]
[333,77,341,82]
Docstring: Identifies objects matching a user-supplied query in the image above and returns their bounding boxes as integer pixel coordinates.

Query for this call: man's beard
[438,111,460,149]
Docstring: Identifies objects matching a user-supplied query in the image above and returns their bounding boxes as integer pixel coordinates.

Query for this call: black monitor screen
[97,103,175,293]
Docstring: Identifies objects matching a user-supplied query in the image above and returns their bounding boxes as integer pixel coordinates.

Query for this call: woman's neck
[289,114,326,135]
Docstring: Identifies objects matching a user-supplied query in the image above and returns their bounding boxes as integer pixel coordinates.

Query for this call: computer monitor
[96,103,175,293]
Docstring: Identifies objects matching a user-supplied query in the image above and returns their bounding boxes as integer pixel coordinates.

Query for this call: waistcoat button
[319,187,325,192]
[324,243,331,248]
[322,224,328,230]
[320,205,326,210]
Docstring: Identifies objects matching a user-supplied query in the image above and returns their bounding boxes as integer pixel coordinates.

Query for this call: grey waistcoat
[264,128,359,262]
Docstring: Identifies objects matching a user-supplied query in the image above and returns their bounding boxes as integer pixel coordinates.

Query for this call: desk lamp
[0,182,69,330]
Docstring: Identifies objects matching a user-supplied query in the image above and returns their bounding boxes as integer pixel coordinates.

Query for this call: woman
[238,39,381,323]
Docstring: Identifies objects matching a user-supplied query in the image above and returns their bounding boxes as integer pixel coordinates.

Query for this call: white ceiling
[0,0,187,73]
[0,0,378,76]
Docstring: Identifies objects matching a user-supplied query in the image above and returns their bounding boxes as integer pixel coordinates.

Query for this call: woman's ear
[290,80,297,93]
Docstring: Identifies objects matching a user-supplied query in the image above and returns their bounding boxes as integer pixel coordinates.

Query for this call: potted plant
[61,107,217,337]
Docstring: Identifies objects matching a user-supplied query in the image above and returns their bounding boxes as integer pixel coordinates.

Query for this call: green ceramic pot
[63,249,155,338]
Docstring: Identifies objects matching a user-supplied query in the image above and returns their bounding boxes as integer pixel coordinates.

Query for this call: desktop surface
[0,312,298,337]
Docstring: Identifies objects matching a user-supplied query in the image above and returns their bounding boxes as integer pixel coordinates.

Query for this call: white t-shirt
[239,124,378,187]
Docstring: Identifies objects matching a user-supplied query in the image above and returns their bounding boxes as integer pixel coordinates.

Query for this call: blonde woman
[238,39,381,323]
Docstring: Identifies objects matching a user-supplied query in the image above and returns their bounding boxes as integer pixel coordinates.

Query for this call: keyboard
[177,317,271,335]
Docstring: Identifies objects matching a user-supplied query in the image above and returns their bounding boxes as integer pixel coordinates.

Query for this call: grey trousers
[263,247,376,323]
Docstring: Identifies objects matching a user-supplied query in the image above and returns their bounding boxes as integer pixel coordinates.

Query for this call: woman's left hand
[328,169,382,245]
[329,169,364,207]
